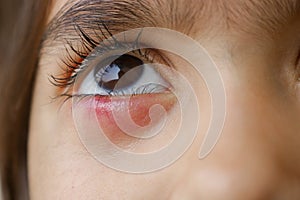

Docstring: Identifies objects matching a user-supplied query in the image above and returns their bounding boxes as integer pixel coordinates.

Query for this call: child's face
[29,0,300,199]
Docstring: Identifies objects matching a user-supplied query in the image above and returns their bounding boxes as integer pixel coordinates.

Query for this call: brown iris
[95,54,144,92]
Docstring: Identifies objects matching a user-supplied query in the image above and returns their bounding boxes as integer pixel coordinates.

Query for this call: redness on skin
[78,93,177,144]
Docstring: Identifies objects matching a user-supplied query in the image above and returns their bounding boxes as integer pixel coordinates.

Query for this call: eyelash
[50,23,161,100]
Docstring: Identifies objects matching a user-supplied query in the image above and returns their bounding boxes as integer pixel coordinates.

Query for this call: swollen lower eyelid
[75,93,177,142]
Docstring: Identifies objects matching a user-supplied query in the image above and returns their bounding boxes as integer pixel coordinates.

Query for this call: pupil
[98,54,144,91]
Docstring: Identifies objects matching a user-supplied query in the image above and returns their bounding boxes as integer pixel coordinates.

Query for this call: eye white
[77,63,169,96]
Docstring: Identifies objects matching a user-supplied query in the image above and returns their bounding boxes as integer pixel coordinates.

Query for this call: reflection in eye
[95,54,144,91]
[77,52,171,96]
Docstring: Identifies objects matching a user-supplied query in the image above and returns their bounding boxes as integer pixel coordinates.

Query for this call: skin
[29,0,300,199]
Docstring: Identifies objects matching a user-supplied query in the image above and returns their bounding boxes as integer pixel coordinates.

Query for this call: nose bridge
[169,79,284,199]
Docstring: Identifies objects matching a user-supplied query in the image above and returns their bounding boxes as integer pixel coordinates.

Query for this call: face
[29,0,300,199]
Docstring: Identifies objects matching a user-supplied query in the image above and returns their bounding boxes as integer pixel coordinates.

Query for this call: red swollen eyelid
[78,93,177,142]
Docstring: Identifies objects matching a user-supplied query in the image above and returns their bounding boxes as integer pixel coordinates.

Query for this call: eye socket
[76,50,171,96]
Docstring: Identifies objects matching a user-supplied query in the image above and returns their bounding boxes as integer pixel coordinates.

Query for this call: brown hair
[0,0,50,199]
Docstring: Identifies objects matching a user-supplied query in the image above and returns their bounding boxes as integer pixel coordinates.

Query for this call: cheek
[77,93,177,143]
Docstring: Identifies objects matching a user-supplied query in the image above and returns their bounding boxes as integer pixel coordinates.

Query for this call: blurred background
[0,0,49,199]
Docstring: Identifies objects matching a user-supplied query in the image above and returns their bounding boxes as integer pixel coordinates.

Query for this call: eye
[77,51,171,96]
[72,48,178,147]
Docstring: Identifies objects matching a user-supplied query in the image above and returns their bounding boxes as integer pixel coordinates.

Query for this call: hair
[0,0,51,199]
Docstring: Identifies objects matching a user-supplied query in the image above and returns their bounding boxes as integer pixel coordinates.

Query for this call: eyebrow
[44,0,300,46]
[44,0,186,45]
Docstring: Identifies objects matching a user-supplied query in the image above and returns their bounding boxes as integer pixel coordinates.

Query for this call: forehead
[158,0,299,35]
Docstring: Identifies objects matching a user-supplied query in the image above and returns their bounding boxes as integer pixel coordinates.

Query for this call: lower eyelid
[76,92,177,143]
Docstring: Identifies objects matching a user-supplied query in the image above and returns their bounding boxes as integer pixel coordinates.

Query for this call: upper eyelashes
[49,22,173,100]
[49,22,139,88]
